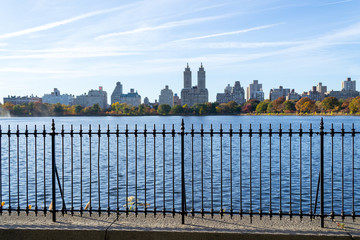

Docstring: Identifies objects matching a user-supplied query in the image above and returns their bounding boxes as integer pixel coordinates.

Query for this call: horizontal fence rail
[0,118,359,227]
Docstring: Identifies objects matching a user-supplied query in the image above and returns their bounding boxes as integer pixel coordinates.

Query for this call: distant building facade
[269,86,290,101]
[216,81,245,104]
[111,82,141,106]
[246,80,264,102]
[4,95,42,105]
[326,77,359,99]
[143,97,150,105]
[180,63,209,106]
[286,89,301,100]
[302,82,327,101]
[342,77,356,91]
[74,86,108,109]
[173,93,181,105]
[42,88,74,105]
[326,90,359,99]
[159,85,173,107]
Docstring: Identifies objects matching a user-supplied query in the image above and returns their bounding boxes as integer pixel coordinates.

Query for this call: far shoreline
[2,112,360,118]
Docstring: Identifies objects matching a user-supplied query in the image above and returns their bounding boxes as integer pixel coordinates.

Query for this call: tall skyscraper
[197,63,205,89]
[342,77,356,91]
[184,63,192,89]
[180,63,209,106]
[247,80,264,102]
[159,85,174,107]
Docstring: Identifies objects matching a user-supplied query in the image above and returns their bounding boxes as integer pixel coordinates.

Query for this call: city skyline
[3,72,357,107]
[0,0,359,102]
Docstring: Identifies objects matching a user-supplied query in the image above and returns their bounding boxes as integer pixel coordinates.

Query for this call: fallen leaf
[84,201,90,210]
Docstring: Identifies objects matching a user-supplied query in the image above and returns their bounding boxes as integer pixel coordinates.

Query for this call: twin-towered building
[180,63,209,106]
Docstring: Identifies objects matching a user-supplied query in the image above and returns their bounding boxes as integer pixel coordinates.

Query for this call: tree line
[1,96,360,117]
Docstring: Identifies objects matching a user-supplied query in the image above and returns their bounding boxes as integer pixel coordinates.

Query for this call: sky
[0,0,359,102]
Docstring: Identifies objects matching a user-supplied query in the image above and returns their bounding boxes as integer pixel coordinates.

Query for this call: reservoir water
[0,115,359,216]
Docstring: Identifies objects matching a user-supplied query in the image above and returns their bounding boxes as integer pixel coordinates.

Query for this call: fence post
[320,118,324,228]
[181,119,185,224]
[51,119,56,222]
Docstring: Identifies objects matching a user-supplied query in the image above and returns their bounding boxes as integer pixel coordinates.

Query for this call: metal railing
[0,118,359,227]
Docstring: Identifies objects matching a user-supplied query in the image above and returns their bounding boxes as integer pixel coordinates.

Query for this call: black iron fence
[0,118,359,227]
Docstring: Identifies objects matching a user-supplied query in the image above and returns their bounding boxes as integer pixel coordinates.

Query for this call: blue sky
[0,0,359,102]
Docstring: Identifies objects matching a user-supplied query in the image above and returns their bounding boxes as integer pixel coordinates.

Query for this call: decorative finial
[187,62,189,68]
[320,117,324,131]
[201,62,203,68]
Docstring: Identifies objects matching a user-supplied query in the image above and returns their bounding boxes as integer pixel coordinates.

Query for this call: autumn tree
[295,97,316,113]
[255,100,269,113]
[320,97,339,112]
[349,97,360,113]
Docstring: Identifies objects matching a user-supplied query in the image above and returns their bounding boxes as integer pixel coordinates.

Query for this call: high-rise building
[184,63,192,89]
[326,77,359,99]
[173,93,181,105]
[111,82,141,106]
[216,81,245,104]
[246,80,264,102]
[180,63,209,106]
[316,82,327,94]
[158,85,173,107]
[42,88,74,105]
[111,82,123,104]
[74,86,108,109]
[342,77,356,91]
[269,86,290,101]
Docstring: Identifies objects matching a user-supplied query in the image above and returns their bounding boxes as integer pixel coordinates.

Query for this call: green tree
[74,105,83,114]
[53,103,64,116]
[171,105,183,114]
[266,102,274,113]
[256,101,269,113]
[157,104,171,115]
[91,103,101,113]
[12,105,26,116]
[283,100,296,113]
[321,97,339,112]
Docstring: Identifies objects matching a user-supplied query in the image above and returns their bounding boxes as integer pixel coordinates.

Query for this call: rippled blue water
[0,115,359,216]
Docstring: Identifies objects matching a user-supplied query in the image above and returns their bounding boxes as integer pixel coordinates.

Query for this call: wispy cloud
[144,22,360,66]
[175,23,283,41]
[0,3,139,40]
[0,67,80,74]
[320,0,353,6]
[0,48,141,59]
[190,41,307,49]
[0,43,7,47]
[95,14,232,40]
